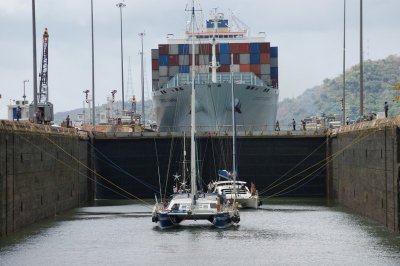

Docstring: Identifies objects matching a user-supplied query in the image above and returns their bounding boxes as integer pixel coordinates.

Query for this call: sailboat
[208,55,260,209]
[151,1,240,229]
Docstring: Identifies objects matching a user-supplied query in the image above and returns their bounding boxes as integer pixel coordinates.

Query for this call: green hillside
[277,55,400,124]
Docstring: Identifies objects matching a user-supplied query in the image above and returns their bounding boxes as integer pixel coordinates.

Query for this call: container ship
[152,9,279,132]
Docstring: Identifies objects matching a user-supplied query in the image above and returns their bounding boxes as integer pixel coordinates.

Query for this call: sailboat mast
[190,0,197,200]
[231,54,238,200]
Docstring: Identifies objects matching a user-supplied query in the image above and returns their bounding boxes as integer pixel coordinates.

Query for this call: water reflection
[0,198,399,266]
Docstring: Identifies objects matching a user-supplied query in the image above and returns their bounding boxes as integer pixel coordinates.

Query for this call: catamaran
[151,1,240,229]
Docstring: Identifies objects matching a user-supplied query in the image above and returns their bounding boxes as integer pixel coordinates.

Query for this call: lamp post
[116,2,126,111]
[360,0,364,119]
[31,0,38,120]
[342,0,346,125]
[91,0,95,126]
[139,32,145,125]
[23,80,29,103]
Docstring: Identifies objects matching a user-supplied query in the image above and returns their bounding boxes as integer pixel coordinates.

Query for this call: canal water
[0,198,399,266]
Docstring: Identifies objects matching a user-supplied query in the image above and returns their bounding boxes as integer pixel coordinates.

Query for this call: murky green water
[0,198,399,266]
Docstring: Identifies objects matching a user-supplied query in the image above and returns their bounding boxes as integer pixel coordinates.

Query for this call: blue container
[270,47,278,58]
[178,44,189,54]
[219,53,230,65]
[271,67,278,79]
[179,65,189,73]
[250,53,260,64]
[250,43,260,54]
[159,55,169,66]
[219,43,230,54]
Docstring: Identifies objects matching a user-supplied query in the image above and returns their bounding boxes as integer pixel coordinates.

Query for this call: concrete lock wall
[0,122,91,237]
[328,125,399,233]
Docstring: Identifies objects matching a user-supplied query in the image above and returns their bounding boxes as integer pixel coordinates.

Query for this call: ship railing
[165,72,267,88]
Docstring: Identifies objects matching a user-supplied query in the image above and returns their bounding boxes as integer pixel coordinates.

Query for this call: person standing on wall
[292,118,296,131]
[384,101,389,118]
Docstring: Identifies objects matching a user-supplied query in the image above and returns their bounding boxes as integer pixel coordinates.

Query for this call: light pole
[139,32,145,124]
[360,0,364,119]
[32,0,38,119]
[342,0,346,125]
[91,0,95,127]
[116,2,126,111]
[23,80,29,103]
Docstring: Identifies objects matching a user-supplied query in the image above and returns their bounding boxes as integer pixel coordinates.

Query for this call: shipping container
[178,44,189,54]
[179,65,190,73]
[230,43,240,54]
[259,42,270,54]
[169,66,179,76]
[250,53,260,64]
[271,67,278,79]
[260,64,271,75]
[151,49,159,60]
[152,70,160,80]
[189,55,200,65]
[189,44,199,54]
[270,57,278,68]
[219,64,230,72]
[179,55,189,65]
[240,64,251,72]
[219,43,230,54]
[250,64,261,75]
[250,43,260,54]
[232,53,240,64]
[231,64,240,72]
[199,54,210,65]
[159,66,168,77]
[152,59,159,70]
[260,53,270,64]
[270,47,278,58]
[220,53,231,65]
[169,44,179,55]
[168,55,179,66]
[239,43,250,53]
[199,43,211,54]
[159,55,169,66]
[159,44,169,55]
[239,54,250,64]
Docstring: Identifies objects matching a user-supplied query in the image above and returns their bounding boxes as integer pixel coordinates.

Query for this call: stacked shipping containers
[152,42,278,91]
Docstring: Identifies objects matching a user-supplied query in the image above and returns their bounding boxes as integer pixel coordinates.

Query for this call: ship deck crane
[29,28,54,124]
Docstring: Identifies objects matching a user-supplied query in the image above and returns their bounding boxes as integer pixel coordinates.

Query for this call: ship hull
[153,83,278,132]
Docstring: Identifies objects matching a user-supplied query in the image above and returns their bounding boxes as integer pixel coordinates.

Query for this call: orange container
[250,64,261,75]
[240,64,251,72]
[260,53,270,64]
[152,59,159,70]
[239,43,250,53]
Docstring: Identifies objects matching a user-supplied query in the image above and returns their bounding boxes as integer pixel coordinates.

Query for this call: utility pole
[31,0,38,119]
[360,0,364,119]
[342,0,346,125]
[91,0,96,127]
[139,32,145,124]
[116,2,126,111]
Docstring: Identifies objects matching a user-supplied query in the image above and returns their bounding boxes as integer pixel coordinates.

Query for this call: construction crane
[29,28,54,124]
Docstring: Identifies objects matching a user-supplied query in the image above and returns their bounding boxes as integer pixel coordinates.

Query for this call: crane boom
[38,28,49,103]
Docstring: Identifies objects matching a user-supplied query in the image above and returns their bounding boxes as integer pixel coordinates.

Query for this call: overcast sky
[0,0,399,119]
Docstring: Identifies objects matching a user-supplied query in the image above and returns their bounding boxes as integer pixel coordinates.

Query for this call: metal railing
[164,72,267,88]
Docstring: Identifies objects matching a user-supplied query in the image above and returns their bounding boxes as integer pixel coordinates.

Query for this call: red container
[239,43,250,53]
[250,64,261,75]
[233,54,240,64]
[219,64,230,72]
[230,43,240,54]
[159,44,169,55]
[260,53,270,64]
[240,64,251,72]
[168,55,179,66]
[189,55,199,65]
[199,43,211,54]
[259,42,270,54]
[152,59,159,70]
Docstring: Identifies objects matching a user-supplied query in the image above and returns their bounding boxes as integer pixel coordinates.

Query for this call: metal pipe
[343,0,346,125]
[116,2,126,111]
